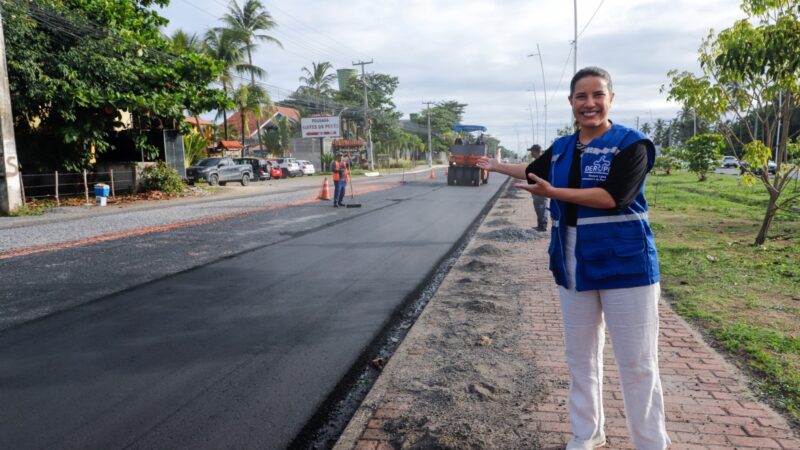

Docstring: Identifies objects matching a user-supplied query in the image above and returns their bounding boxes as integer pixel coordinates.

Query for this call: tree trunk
[223,110,229,141]
[257,114,264,152]
[241,110,246,147]
[222,83,229,141]
[248,47,255,87]
[754,192,780,245]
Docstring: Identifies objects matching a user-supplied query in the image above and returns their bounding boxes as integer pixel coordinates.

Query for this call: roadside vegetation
[648,171,800,423]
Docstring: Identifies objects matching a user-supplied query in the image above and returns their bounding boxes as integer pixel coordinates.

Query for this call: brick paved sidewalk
[334,187,799,450]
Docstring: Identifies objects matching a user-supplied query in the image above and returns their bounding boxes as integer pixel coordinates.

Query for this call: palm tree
[299,61,336,114]
[232,83,271,151]
[223,0,282,88]
[169,29,202,55]
[203,27,246,140]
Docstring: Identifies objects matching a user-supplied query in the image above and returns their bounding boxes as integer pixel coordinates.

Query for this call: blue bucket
[94,184,110,197]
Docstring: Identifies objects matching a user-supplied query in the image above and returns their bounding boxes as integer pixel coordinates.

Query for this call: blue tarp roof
[452,124,487,133]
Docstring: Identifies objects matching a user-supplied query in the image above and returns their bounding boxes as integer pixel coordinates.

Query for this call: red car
[266,160,283,179]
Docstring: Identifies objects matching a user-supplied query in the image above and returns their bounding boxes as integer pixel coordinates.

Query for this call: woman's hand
[476,156,496,172]
[514,172,553,197]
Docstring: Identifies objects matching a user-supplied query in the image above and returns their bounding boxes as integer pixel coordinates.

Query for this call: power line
[577,0,606,39]
[205,0,358,65]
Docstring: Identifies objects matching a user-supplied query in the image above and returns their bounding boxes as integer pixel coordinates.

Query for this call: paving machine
[447,124,489,186]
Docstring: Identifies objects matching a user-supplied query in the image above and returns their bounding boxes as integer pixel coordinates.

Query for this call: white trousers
[559,227,670,450]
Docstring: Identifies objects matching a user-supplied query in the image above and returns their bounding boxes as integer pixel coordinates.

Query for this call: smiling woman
[477,67,670,449]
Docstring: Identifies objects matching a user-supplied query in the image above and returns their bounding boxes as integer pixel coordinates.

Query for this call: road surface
[0,171,506,449]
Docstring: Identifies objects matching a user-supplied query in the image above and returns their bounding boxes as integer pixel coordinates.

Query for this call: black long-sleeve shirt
[525,141,649,226]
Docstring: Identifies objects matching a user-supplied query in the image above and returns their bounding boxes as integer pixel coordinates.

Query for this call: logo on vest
[583,155,611,181]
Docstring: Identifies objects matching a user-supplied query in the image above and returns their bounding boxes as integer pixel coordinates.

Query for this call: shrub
[143,161,185,193]
[183,133,209,167]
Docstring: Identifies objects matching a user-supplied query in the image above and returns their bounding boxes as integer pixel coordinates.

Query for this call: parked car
[234,157,270,181]
[274,158,302,178]
[265,159,283,179]
[742,160,777,175]
[721,156,739,168]
[186,157,252,186]
[297,160,316,176]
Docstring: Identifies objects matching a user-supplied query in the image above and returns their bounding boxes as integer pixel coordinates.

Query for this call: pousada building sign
[301,116,341,138]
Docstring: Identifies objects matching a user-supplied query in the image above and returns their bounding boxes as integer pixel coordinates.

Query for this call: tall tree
[222,0,281,88]
[232,83,270,150]
[409,100,467,153]
[298,61,336,114]
[336,72,403,155]
[2,0,224,171]
[203,27,246,140]
[665,0,800,245]
[169,29,201,55]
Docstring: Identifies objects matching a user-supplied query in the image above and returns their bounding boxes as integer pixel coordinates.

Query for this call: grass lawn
[647,171,800,423]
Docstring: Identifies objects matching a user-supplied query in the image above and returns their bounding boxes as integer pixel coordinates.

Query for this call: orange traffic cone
[318,177,331,200]
[429,168,437,179]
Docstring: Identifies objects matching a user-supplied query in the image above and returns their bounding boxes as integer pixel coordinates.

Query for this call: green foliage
[653,146,683,175]
[8,202,49,217]
[681,133,726,180]
[555,124,576,138]
[223,0,281,86]
[3,0,225,171]
[277,116,293,155]
[743,139,771,171]
[336,72,403,152]
[664,0,800,244]
[142,161,185,193]
[183,133,209,167]
[409,100,467,153]
[649,171,800,422]
[232,83,269,148]
[260,116,294,155]
[787,136,800,162]
[320,152,334,172]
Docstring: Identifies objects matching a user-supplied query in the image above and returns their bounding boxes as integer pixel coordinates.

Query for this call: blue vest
[548,123,659,291]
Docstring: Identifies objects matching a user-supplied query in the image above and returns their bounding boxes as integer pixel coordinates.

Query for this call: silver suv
[275,158,302,178]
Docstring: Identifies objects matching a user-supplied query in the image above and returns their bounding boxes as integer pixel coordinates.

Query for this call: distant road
[0,171,505,449]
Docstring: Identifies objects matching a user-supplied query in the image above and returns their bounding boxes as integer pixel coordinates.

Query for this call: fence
[20,162,146,205]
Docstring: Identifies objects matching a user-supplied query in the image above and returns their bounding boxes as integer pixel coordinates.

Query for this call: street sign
[301,116,340,138]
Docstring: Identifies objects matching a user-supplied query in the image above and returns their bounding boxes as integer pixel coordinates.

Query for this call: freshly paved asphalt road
[0,173,504,449]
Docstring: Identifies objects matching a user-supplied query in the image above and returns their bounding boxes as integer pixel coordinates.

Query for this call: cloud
[159,0,745,154]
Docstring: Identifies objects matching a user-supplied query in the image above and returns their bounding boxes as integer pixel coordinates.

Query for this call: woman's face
[569,76,614,131]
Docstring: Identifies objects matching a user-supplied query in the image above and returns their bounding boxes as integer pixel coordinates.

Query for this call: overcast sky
[158,0,745,155]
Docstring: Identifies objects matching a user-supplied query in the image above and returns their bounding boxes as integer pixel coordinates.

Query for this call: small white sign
[301,116,341,138]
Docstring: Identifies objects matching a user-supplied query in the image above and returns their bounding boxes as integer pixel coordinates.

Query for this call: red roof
[185,116,213,126]
[226,105,301,138]
[217,140,243,149]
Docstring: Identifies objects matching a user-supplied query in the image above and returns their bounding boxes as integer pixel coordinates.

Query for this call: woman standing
[477,67,670,450]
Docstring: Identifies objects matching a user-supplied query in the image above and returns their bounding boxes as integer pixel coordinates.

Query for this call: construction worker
[529,144,549,231]
[332,153,348,207]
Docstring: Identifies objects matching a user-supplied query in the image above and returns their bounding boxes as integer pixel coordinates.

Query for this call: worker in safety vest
[332,153,349,207]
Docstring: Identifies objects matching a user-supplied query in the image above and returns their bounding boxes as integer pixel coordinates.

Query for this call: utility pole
[528,45,547,146]
[353,59,374,171]
[423,101,434,168]
[528,82,539,145]
[527,104,536,146]
[0,10,22,215]
[573,0,578,75]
